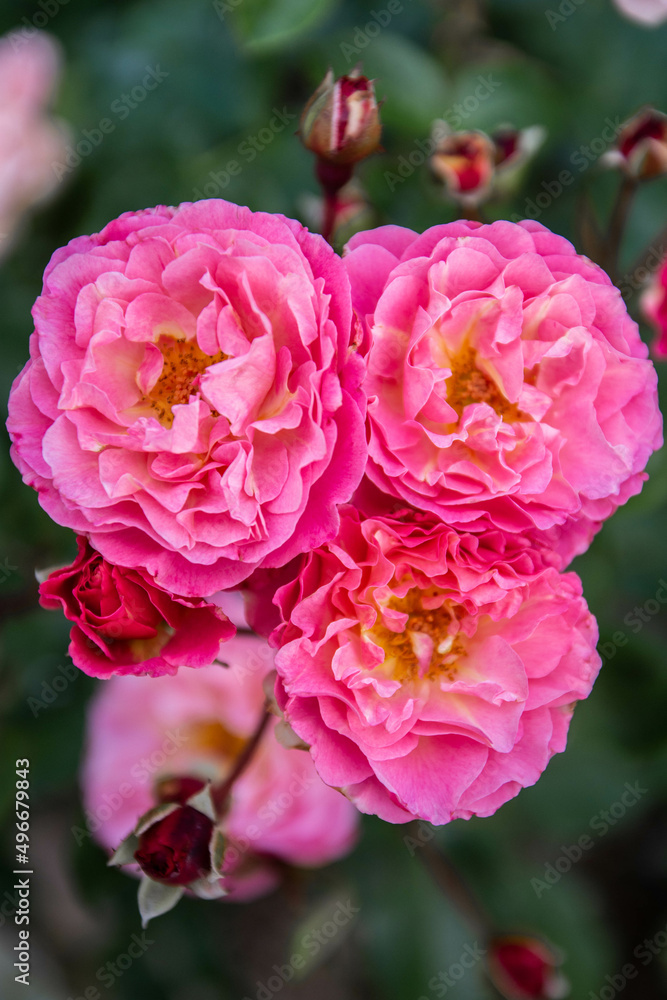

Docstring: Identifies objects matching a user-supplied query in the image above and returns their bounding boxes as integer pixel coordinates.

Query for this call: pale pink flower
[613,0,667,25]
[344,220,662,566]
[270,506,601,825]
[8,200,367,595]
[83,634,359,901]
[39,536,235,678]
[0,32,68,255]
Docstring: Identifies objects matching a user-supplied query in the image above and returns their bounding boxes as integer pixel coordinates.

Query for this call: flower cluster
[8,199,662,832]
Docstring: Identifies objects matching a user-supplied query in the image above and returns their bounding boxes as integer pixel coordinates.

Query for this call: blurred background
[1,0,667,997]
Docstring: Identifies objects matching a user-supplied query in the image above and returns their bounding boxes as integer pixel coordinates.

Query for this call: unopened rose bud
[300,66,382,168]
[492,125,545,171]
[134,805,214,886]
[155,775,206,805]
[486,934,568,1000]
[430,127,496,206]
[604,108,667,179]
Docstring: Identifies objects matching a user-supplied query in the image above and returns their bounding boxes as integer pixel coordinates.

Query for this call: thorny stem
[211,704,271,817]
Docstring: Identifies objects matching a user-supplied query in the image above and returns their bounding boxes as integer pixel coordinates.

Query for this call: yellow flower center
[445,344,524,421]
[186,720,247,761]
[369,586,467,683]
[142,336,226,427]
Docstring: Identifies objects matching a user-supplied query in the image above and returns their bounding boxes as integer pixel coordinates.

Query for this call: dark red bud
[155,776,206,806]
[134,805,213,886]
[487,935,565,1000]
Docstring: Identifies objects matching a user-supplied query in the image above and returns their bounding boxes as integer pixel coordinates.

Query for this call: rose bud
[486,935,568,1000]
[134,805,214,886]
[155,776,207,806]
[300,66,382,169]
[38,537,235,678]
[429,125,496,205]
[109,784,227,924]
[492,124,545,170]
[603,108,667,179]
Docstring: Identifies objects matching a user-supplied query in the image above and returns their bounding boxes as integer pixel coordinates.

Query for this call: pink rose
[39,537,234,677]
[343,220,662,566]
[0,32,69,256]
[82,635,359,901]
[642,251,667,356]
[612,0,667,25]
[8,199,367,595]
[269,506,601,825]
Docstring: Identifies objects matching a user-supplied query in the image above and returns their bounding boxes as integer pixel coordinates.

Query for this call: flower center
[445,344,523,421]
[187,720,247,762]
[143,336,227,427]
[370,586,467,683]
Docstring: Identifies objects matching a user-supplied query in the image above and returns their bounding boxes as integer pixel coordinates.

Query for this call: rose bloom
[83,633,360,901]
[641,252,667,357]
[344,220,662,566]
[8,199,366,595]
[268,506,601,825]
[612,0,667,25]
[38,536,234,677]
[0,32,69,256]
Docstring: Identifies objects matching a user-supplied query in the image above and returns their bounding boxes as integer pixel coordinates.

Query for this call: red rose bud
[300,66,382,168]
[430,127,496,205]
[134,805,214,886]
[487,935,567,1000]
[38,536,234,678]
[606,108,667,179]
[492,125,545,171]
[155,776,207,805]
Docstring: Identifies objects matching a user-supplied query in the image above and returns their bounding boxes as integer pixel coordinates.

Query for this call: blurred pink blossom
[0,31,68,256]
[83,634,359,901]
[613,0,667,25]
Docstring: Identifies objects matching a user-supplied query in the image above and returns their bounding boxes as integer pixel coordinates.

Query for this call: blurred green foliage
[1,1,667,998]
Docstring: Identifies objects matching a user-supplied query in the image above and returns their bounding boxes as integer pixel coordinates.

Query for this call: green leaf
[138,878,184,928]
[232,0,339,54]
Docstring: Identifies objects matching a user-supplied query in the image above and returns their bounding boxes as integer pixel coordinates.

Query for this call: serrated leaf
[134,801,179,837]
[107,833,139,867]
[210,828,226,878]
[186,783,217,822]
[137,878,184,928]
